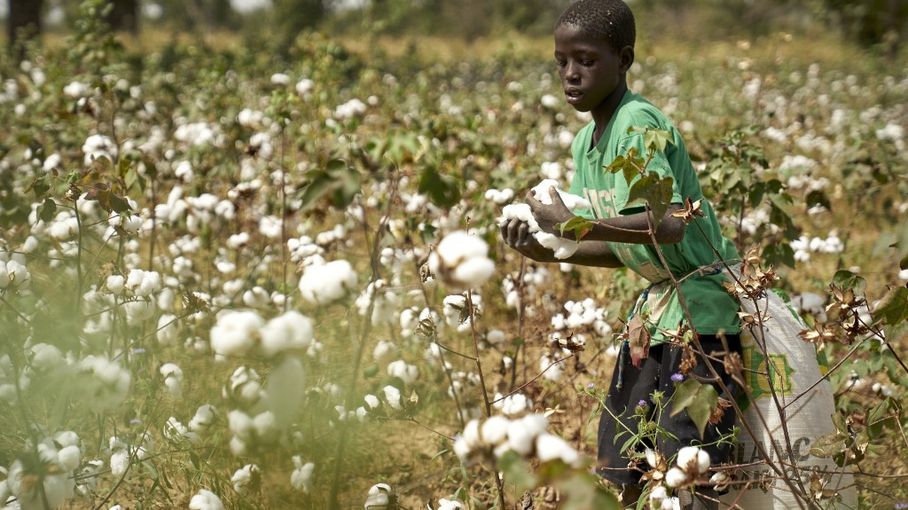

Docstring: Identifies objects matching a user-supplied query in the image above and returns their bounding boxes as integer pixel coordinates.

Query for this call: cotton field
[0,12,906,510]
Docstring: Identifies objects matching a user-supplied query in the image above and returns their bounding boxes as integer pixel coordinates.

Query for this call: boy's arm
[527,187,686,245]
[499,219,624,268]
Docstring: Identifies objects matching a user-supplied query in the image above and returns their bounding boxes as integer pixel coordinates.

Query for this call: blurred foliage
[6,0,908,56]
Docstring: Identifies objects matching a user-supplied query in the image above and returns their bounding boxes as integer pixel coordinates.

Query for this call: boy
[499,0,741,507]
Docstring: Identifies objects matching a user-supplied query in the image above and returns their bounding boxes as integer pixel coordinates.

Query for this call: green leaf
[606,147,643,182]
[626,174,674,228]
[558,215,595,240]
[644,128,672,154]
[866,398,893,438]
[39,198,57,223]
[418,164,461,208]
[809,431,847,458]
[109,193,132,213]
[873,287,908,326]
[762,243,795,268]
[298,159,362,211]
[832,270,866,293]
[497,450,537,491]
[556,472,621,510]
[671,378,718,439]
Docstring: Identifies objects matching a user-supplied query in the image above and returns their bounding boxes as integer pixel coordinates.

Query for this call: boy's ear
[619,46,635,73]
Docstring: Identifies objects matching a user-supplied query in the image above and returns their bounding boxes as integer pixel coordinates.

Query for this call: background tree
[106,0,138,33]
[7,0,44,59]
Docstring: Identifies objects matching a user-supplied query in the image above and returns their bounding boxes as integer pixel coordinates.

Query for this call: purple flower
[637,399,648,408]
[671,373,684,383]
[586,383,595,390]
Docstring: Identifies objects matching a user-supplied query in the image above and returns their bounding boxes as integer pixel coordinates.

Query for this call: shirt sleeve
[613,113,684,215]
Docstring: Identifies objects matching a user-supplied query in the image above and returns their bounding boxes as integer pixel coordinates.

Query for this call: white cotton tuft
[230,464,260,494]
[665,466,689,488]
[290,456,315,492]
[189,489,224,510]
[535,432,581,466]
[428,230,495,289]
[382,385,402,410]
[260,311,314,357]
[530,179,591,210]
[298,259,358,304]
[210,310,264,359]
[676,445,710,474]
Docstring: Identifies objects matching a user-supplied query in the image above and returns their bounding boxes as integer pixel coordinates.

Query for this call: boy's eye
[579,59,595,66]
[555,59,567,68]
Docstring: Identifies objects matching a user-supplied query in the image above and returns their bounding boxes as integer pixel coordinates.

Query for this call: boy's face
[553,23,629,114]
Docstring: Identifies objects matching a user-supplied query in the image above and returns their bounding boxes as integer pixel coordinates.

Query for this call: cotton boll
[382,385,402,410]
[437,498,465,510]
[124,298,156,325]
[486,329,506,345]
[226,366,263,404]
[364,394,380,409]
[242,286,271,308]
[535,432,580,466]
[106,274,126,295]
[530,179,591,210]
[676,446,710,474]
[110,449,130,477]
[210,310,264,359]
[364,483,394,510]
[189,489,224,510]
[260,311,314,357]
[231,464,260,494]
[290,456,314,492]
[386,360,419,385]
[28,343,64,371]
[665,467,689,488]
[159,363,183,397]
[540,354,562,381]
[453,436,472,461]
[156,314,179,345]
[428,231,495,289]
[189,404,217,434]
[372,340,396,361]
[506,414,548,456]
[57,445,81,472]
[480,416,509,445]
[298,259,358,304]
[497,393,531,416]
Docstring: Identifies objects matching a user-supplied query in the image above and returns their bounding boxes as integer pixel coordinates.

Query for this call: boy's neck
[591,79,629,143]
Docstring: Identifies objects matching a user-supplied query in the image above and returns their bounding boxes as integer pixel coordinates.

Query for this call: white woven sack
[719,279,857,509]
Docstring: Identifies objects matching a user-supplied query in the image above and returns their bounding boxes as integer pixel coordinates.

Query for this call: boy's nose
[565,63,581,82]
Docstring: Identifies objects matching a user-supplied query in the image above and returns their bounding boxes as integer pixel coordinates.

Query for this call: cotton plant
[4,434,82,510]
[453,414,582,468]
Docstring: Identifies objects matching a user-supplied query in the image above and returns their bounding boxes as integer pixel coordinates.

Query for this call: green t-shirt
[568,91,741,344]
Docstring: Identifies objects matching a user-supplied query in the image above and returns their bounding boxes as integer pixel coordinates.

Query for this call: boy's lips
[564,88,584,104]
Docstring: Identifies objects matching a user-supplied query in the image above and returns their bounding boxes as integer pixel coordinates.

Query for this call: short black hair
[556,0,636,51]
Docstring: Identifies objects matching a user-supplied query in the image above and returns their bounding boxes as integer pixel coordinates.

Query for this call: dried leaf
[626,314,651,368]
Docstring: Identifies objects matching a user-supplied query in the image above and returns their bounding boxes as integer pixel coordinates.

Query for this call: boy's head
[554,0,636,114]
[556,0,635,54]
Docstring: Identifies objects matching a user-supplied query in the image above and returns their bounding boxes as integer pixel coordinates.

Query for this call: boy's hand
[499,219,552,261]
[526,187,572,235]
